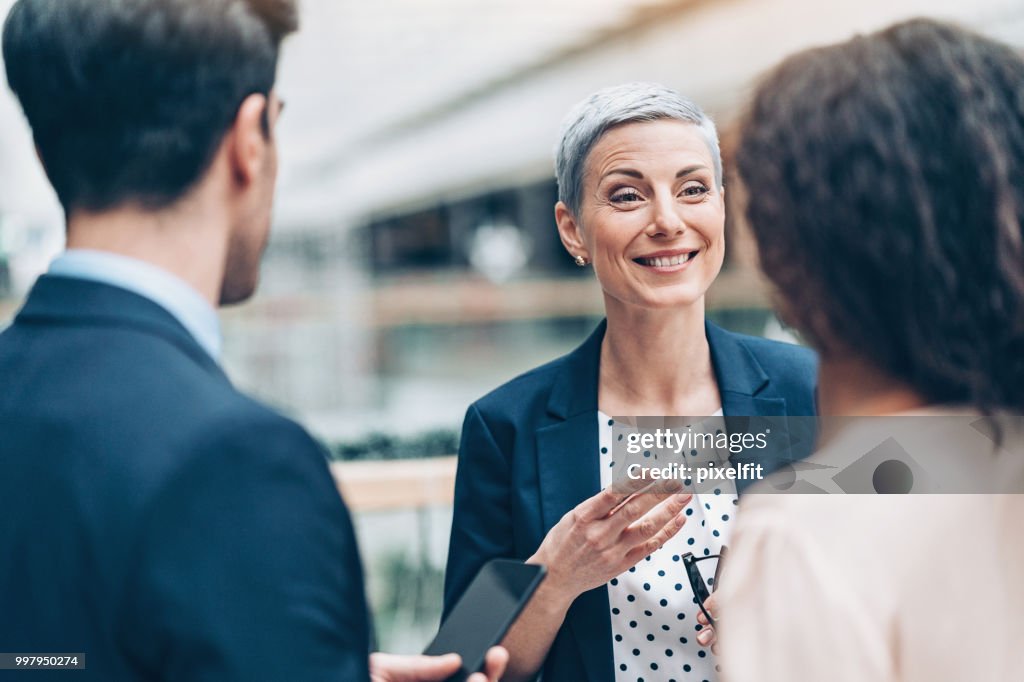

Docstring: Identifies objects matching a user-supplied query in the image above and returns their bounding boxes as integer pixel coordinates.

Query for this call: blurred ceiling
[2,0,1023,234]
[272,0,693,229]
[276,0,681,160]
[272,0,1024,231]
[0,0,682,229]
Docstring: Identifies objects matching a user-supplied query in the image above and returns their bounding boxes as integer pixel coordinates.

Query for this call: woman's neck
[817,356,926,417]
[599,297,720,416]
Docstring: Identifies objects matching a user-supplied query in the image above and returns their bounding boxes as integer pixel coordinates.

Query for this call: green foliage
[329,428,459,462]
[368,550,446,653]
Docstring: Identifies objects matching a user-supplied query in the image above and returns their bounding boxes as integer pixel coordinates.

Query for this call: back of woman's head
[737,18,1024,412]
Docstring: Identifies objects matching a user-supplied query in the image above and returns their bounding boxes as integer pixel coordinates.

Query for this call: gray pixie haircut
[555,82,723,217]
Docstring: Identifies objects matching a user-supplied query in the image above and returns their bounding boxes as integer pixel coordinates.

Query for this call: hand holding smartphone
[423,559,546,682]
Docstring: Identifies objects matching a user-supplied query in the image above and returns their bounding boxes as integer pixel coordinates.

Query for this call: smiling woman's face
[558,118,726,311]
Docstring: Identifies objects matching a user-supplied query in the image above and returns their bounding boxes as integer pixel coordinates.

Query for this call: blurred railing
[330,456,457,512]
[330,456,458,653]
[371,269,769,328]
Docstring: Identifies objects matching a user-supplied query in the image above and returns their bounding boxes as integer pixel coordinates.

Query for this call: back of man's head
[3,0,298,215]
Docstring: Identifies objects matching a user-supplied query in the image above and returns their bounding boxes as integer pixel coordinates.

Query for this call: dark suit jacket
[443,320,817,682]
[0,276,371,681]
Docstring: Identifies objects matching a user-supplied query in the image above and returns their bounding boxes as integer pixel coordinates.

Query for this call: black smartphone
[423,559,546,682]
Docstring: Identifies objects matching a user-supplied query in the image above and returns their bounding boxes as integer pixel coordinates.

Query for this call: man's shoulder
[130,359,325,480]
[1,316,323,490]
[186,396,319,458]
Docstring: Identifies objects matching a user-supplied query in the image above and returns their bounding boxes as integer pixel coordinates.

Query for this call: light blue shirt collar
[48,249,222,361]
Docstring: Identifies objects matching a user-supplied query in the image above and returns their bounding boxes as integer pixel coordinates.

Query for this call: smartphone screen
[423,559,546,681]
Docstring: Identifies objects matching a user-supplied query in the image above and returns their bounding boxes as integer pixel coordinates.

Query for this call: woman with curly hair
[700,18,1024,682]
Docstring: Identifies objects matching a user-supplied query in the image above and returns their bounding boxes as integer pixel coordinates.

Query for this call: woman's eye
[610,189,644,203]
[680,183,710,199]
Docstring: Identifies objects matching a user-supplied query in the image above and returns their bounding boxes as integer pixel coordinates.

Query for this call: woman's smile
[632,248,701,273]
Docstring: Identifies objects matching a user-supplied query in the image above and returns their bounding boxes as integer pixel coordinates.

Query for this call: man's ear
[554,201,588,262]
[226,93,272,186]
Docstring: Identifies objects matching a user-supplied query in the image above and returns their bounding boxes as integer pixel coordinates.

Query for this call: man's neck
[66,201,229,307]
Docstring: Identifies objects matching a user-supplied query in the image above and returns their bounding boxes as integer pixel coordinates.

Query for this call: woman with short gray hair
[556,82,724,219]
[444,82,818,681]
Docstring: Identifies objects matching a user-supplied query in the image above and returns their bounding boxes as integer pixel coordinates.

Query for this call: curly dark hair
[737,18,1024,411]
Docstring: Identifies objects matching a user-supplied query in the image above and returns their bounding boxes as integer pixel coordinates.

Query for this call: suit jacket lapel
[536,413,600,535]
[535,320,615,682]
[531,321,803,679]
[707,320,775,412]
[706,321,798,489]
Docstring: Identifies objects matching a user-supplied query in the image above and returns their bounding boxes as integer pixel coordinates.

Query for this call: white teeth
[639,252,696,267]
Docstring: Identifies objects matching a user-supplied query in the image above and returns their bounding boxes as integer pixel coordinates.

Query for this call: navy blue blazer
[0,276,371,681]
[443,320,817,682]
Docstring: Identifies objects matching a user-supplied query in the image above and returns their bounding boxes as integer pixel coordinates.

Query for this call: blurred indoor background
[2,0,1022,653]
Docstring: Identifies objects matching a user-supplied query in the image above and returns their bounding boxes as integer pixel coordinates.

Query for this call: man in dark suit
[0,1,505,680]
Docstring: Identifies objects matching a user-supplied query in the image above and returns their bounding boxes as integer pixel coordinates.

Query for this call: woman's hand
[696,591,719,653]
[529,480,692,603]
[369,647,508,682]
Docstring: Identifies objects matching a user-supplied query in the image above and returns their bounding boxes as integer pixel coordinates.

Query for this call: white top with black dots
[598,411,736,682]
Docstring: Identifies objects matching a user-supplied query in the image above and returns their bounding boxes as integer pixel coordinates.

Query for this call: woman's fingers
[576,475,669,522]
[621,507,689,567]
[696,592,719,649]
[607,479,687,531]
[542,482,690,597]
[697,626,717,647]
[573,486,631,523]
[696,591,718,625]
[619,493,692,546]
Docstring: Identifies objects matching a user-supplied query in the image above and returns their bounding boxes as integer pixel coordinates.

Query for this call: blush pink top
[717,412,1024,682]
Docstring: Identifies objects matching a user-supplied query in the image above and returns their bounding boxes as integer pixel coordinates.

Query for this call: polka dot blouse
[599,412,736,682]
